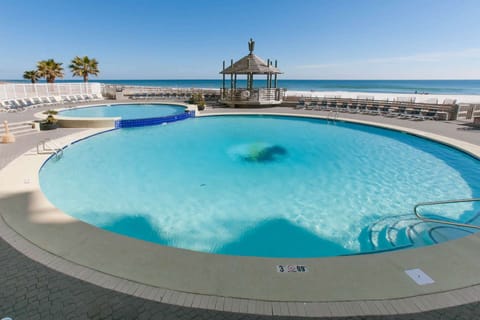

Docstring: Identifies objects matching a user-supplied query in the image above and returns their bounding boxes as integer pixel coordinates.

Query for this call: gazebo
[220,39,285,107]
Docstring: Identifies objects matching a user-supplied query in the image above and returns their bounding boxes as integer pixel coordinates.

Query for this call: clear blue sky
[2,0,479,80]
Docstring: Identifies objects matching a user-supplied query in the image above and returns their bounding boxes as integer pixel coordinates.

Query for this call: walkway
[1,104,480,319]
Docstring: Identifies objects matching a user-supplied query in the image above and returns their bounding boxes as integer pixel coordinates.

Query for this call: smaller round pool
[58,104,186,120]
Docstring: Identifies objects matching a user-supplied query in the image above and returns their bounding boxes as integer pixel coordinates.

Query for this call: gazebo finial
[248,38,255,55]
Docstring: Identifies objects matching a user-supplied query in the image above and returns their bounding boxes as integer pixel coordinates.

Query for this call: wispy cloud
[366,48,480,64]
[296,48,480,69]
[297,62,346,69]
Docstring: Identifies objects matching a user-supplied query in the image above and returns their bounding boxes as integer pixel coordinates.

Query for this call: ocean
[4,79,480,95]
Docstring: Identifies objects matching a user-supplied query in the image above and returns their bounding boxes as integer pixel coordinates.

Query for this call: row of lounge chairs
[294,97,454,121]
[127,91,219,101]
[0,94,103,112]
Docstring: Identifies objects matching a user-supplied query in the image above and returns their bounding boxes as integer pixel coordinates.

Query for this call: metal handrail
[37,139,64,160]
[326,110,338,123]
[414,198,480,229]
[47,140,64,160]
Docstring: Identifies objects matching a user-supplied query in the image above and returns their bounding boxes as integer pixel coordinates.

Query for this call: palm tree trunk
[83,74,88,82]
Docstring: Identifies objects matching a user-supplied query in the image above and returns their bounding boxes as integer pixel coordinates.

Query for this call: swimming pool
[58,103,186,120]
[39,115,480,258]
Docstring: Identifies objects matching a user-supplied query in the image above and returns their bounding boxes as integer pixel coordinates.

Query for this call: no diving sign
[276,265,308,273]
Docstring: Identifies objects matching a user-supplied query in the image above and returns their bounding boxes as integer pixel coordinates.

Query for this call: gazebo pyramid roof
[221,53,282,75]
[221,39,282,75]
[220,53,281,74]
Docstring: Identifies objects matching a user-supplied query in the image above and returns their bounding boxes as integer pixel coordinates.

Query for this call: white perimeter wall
[0,83,102,101]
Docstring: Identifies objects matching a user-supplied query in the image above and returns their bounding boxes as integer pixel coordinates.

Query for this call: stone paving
[1,104,480,319]
[2,234,480,320]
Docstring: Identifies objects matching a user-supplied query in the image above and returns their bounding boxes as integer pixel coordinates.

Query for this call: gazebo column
[230,59,234,101]
[266,59,270,89]
[222,60,226,98]
[268,61,273,89]
[274,60,279,100]
[274,60,278,88]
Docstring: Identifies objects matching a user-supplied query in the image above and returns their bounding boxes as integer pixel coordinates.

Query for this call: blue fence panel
[115,110,195,128]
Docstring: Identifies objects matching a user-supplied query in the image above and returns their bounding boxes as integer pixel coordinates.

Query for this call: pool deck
[1,103,480,319]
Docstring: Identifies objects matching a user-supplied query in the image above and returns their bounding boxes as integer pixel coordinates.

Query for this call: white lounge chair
[40,97,52,105]
[49,96,61,105]
[24,98,35,107]
[295,99,307,109]
[423,110,438,120]
[60,95,71,103]
[308,100,319,110]
[0,100,13,112]
[32,97,42,106]
[7,100,24,111]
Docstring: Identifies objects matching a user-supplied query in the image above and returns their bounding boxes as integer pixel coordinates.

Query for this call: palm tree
[69,56,99,82]
[37,59,64,83]
[23,70,40,83]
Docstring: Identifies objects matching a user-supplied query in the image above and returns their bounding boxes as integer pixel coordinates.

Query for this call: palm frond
[69,55,100,82]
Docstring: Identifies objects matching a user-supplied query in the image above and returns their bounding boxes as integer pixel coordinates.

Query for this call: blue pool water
[39,116,480,258]
[58,104,186,120]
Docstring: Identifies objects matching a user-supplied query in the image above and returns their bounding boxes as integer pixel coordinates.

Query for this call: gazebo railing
[221,88,285,103]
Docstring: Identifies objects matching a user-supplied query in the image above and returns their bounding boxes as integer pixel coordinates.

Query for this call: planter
[40,122,58,131]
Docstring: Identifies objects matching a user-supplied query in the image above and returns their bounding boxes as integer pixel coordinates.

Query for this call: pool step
[376,226,395,250]
[367,214,439,252]
[367,213,480,253]
[1,121,37,137]
[368,214,414,251]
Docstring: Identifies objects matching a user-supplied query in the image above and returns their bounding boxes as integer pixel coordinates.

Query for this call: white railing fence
[0,83,103,101]
[221,88,285,103]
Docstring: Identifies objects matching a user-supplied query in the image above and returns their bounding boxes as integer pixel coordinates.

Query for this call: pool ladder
[414,198,480,230]
[326,110,339,123]
[36,138,64,160]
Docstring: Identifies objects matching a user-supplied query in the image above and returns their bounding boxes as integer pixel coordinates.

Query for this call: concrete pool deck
[1,104,480,318]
